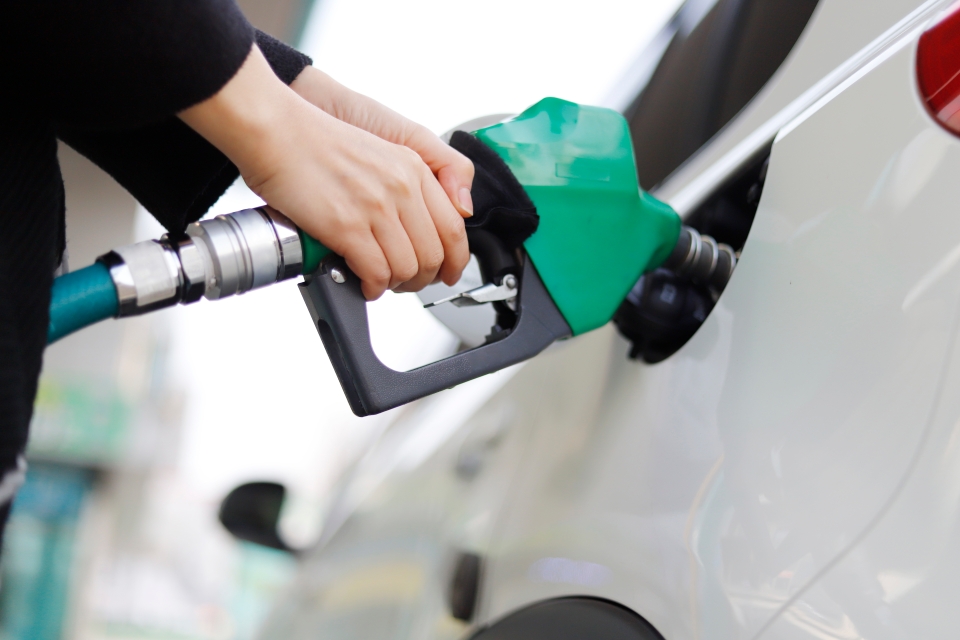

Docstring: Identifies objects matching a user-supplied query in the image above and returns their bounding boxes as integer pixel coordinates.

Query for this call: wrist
[179,45,298,177]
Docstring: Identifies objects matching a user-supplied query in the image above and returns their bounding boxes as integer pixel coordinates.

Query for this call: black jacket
[0,1,311,487]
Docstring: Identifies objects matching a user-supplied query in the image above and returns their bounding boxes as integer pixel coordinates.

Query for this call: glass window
[625,0,820,190]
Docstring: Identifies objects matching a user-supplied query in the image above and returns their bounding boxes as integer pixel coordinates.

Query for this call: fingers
[393,193,444,292]
[321,146,462,297]
[371,213,419,290]
[382,148,466,293]
[342,235,392,301]
[353,184,465,295]
[406,127,476,218]
[418,168,470,287]
[437,163,475,219]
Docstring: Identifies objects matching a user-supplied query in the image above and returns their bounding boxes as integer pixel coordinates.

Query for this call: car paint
[258,1,960,638]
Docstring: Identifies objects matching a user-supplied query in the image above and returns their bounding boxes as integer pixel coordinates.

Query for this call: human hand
[179,47,469,300]
[290,66,476,219]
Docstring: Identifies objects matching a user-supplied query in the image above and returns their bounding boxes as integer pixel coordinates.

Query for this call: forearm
[61,32,313,233]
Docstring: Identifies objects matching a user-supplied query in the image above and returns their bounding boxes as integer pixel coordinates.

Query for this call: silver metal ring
[719,243,737,282]
[101,241,181,316]
[170,235,207,304]
[702,235,719,280]
[261,206,303,280]
[99,251,136,316]
[220,214,254,293]
[188,216,244,299]
[686,227,702,277]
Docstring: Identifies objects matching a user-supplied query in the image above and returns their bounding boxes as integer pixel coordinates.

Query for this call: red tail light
[918,2,960,134]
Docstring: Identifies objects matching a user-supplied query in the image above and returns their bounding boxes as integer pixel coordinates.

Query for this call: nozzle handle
[298,254,571,417]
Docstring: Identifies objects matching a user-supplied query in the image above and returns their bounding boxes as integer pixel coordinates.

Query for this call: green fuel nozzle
[472,98,681,335]
[48,98,736,417]
[299,99,697,416]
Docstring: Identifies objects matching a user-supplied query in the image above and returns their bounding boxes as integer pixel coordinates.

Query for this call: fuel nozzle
[98,207,311,317]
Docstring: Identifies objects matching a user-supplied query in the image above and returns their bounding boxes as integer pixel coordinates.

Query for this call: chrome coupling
[184,206,303,300]
[99,239,183,317]
[98,207,305,317]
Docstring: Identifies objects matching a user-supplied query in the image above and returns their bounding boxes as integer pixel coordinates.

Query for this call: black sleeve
[58,31,313,234]
[4,0,257,130]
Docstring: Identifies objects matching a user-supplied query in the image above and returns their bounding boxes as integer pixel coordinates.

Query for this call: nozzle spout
[662,225,738,291]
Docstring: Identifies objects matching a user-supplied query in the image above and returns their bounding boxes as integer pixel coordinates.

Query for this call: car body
[258,0,960,637]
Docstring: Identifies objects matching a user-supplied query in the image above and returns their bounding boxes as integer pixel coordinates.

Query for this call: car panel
[481,21,960,640]
[765,284,960,639]
[257,365,544,639]
[657,0,941,215]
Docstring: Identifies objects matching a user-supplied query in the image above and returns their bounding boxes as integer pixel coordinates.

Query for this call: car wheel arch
[469,597,666,640]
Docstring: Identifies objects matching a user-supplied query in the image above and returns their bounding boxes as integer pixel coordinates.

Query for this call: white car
[232,0,960,637]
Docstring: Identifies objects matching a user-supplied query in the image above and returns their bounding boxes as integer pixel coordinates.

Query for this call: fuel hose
[46,207,329,345]
[47,262,119,344]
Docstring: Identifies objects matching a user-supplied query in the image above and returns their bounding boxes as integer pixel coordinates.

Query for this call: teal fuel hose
[47,262,119,344]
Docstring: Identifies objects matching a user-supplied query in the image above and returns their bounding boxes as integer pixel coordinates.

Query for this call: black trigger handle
[466,228,518,284]
[298,252,570,417]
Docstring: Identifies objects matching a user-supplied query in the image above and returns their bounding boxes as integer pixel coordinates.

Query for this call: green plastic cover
[298,229,331,275]
[473,98,681,335]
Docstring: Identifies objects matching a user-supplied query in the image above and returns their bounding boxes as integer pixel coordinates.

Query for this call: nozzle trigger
[423,274,518,309]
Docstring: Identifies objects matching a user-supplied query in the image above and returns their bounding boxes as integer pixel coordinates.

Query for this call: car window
[625,0,820,190]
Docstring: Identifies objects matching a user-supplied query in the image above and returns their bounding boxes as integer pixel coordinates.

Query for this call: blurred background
[1,1,682,638]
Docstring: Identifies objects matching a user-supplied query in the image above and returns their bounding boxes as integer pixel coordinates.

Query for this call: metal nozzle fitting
[663,225,738,290]
[184,207,303,300]
[98,207,304,317]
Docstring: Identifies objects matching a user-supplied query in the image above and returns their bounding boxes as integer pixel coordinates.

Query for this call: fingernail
[459,187,474,217]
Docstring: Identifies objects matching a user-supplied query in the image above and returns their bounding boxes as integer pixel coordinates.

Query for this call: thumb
[405,127,475,218]
[436,163,474,219]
